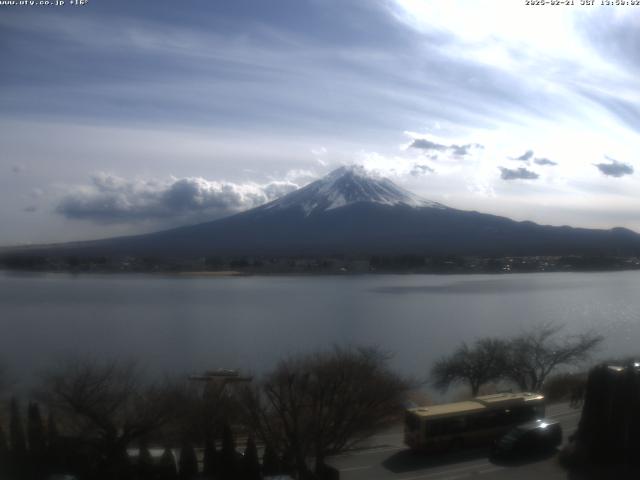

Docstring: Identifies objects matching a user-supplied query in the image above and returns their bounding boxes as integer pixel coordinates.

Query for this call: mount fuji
[9,166,640,258]
[257,165,444,215]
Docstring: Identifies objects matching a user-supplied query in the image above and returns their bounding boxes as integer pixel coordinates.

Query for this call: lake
[1,270,639,390]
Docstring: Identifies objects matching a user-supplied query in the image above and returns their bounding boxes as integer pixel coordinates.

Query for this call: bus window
[427,416,467,437]
[467,412,489,429]
[450,416,467,433]
[426,419,440,436]
[405,412,420,432]
[477,410,501,427]
[511,405,536,422]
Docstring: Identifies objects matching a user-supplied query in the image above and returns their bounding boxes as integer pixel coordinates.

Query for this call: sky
[1,0,640,245]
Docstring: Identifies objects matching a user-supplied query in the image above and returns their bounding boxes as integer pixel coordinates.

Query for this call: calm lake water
[1,270,640,388]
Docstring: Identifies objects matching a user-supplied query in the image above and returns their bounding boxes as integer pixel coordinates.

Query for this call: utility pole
[190,368,253,383]
[189,368,253,428]
[189,368,253,398]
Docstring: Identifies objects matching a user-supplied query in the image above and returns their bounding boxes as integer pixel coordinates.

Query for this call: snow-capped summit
[261,165,446,215]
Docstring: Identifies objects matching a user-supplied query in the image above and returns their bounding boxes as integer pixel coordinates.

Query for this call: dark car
[491,419,562,459]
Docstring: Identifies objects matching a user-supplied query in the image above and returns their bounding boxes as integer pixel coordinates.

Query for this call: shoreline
[2,267,640,277]
[171,270,246,277]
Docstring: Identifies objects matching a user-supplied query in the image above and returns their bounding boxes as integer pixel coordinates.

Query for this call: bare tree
[38,357,181,480]
[241,346,410,478]
[431,338,509,396]
[505,324,603,392]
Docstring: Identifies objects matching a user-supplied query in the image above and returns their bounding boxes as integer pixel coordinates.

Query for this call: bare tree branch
[430,325,603,396]
[36,356,182,479]
[430,338,509,396]
[505,323,603,392]
[239,346,411,477]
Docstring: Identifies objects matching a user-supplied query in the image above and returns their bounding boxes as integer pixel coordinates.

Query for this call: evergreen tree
[28,402,47,476]
[202,431,218,479]
[178,441,198,480]
[242,437,260,480]
[157,447,178,480]
[220,424,237,480]
[0,422,8,455]
[112,444,134,480]
[137,439,155,480]
[261,443,279,477]
[46,410,62,475]
[0,423,10,478]
[280,448,295,476]
[9,398,27,476]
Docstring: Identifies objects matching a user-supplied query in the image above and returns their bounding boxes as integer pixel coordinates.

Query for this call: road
[328,402,581,480]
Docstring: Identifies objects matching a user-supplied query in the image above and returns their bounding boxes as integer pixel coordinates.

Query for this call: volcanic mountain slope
[9,166,640,257]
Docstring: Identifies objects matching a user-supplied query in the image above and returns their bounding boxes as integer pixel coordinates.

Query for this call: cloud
[450,144,474,156]
[11,164,23,174]
[24,205,37,213]
[499,167,539,181]
[594,157,634,178]
[512,150,534,162]
[410,139,481,157]
[29,188,44,198]
[56,173,300,223]
[534,157,557,166]
[410,164,434,176]
[410,139,448,151]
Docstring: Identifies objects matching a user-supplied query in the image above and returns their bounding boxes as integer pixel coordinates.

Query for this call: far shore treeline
[0,325,605,480]
[2,252,640,275]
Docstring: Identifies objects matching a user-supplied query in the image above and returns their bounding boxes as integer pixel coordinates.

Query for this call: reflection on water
[370,278,583,295]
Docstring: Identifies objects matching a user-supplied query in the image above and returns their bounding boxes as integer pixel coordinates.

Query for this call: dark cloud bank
[56,173,299,223]
[534,157,557,166]
[594,157,634,177]
[511,151,557,166]
[512,150,534,162]
[410,139,482,156]
[499,167,539,181]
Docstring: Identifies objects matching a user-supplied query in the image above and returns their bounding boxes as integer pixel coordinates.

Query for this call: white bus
[404,392,546,451]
